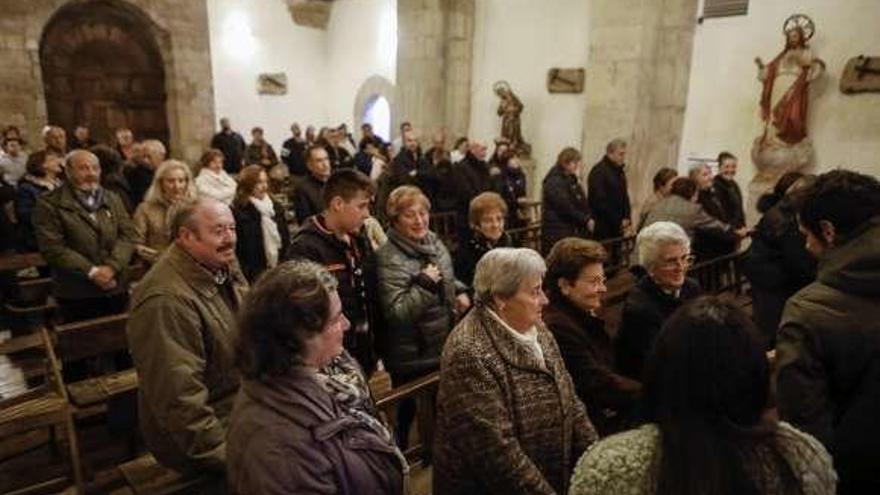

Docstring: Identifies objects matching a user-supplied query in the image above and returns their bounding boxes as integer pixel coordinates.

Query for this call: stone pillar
[582,0,699,219]
[396,0,474,139]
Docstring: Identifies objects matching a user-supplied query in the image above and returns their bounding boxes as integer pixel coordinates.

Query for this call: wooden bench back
[53,313,130,363]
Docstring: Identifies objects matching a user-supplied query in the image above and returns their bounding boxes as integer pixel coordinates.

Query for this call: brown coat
[433,306,597,495]
[132,199,172,263]
[127,244,248,474]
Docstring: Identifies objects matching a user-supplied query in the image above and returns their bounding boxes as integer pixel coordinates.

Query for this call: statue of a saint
[754,14,825,149]
[493,81,530,156]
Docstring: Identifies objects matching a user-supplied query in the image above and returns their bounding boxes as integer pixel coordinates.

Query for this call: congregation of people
[1,116,878,495]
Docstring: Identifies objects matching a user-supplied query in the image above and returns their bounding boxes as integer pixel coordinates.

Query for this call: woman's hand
[455,293,472,315]
[421,263,442,283]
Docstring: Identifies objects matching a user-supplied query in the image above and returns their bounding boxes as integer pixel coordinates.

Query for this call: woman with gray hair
[227,260,406,494]
[132,159,197,263]
[615,221,701,384]
[433,247,597,495]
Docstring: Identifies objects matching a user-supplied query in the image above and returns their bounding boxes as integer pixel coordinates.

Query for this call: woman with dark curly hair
[571,296,836,495]
[227,260,406,494]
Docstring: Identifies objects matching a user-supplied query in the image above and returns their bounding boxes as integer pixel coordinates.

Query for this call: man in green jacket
[127,198,247,477]
[775,169,880,495]
[33,149,136,322]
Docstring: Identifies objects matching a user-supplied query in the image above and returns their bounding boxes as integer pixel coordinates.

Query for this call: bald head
[45,126,66,153]
[66,150,101,191]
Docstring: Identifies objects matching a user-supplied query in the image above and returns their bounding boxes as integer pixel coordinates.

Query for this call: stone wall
[0,0,214,163]
[582,0,699,218]
[396,0,474,139]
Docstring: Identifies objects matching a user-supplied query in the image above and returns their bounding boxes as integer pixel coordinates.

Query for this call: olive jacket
[127,244,248,474]
[33,182,136,299]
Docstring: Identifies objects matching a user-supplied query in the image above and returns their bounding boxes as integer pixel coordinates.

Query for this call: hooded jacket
[776,215,880,494]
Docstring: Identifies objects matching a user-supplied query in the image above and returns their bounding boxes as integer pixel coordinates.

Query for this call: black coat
[453,155,498,242]
[541,165,591,254]
[210,130,246,174]
[287,216,378,373]
[453,232,513,288]
[325,145,352,170]
[697,186,738,259]
[232,200,290,283]
[417,159,459,213]
[495,165,527,228]
[587,157,631,240]
[14,177,52,252]
[389,149,421,189]
[712,175,746,228]
[281,137,307,177]
[615,273,701,381]
[124,163,154,207]
[543,297,641,436]
[290,174,326,223]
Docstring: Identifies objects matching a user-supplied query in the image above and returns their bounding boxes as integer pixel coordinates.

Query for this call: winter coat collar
[387,227,441,260]
[818,215,880,297]
[473,305,558,376]
[164,243,248,301]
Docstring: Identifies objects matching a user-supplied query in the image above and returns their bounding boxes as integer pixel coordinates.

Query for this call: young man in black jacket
[287,169,379,373]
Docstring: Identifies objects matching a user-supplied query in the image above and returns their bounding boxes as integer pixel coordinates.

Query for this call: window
[362,95,391,142]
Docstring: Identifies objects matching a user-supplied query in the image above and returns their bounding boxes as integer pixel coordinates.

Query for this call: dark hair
[251,126,263,135]
[236,260,339,380]
[545,238,606,302]
[717,151,737,164]
[652,167,678,192]
[454,136,468,149]
[757,171,804,213]
[25,150,59,177]
[797,169,880,241]
[555,147,581,167]
[670,177,697,200]
[644,296,800,495]
[322,168,375,205]
[234,165,267,207]
[90,144,124,177]
[199,148,225,170]
[305,144,326,162]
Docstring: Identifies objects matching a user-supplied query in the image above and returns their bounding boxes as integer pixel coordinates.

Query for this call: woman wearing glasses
[615,222,702,385]
[543,238,641,436]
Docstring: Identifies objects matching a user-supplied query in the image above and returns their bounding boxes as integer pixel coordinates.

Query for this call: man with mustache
[33,149,136,322]
[126,197,248,481]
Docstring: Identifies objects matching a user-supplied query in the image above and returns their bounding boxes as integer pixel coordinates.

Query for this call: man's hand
[91,265,117,290]
[587,218,596,234]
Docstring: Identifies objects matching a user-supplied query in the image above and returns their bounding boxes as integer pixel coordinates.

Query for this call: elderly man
[588,138,631,270]
[454,140,498,241]
[775,170,880,495]
[126,139,166,206]
[33,150,136,322]
[43,125,67,155]
[127,197,247,477]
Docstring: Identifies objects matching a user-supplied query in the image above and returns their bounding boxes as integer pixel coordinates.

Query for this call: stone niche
[0,0,215,163]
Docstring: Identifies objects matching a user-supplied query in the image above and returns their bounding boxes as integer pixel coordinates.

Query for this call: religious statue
[754,14,825,149]
[493,81,531,156]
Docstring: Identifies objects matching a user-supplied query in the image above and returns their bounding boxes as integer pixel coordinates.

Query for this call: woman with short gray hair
[433,247,597,494]
[616,221,702,384]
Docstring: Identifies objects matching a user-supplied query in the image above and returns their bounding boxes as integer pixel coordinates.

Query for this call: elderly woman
[615,222,701,383]
[132,159,196,263]
[195,148,237,205]
[231,165,290,282]
[15,150,63,252]
[434,248,597,495]
[571,297,836,495]
[375,185,470,446]
[541,147,593,254]
[227,260,406,494]
[544,238,641,436]
[637,167,678,231]
[454,191,513,286]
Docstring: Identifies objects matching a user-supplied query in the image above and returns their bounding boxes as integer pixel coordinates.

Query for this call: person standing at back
[210,117,246,174]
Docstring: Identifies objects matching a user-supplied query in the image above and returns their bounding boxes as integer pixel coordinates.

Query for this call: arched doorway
[40,1,169,147]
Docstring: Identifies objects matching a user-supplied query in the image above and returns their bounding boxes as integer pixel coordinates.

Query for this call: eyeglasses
[658,254,696,270]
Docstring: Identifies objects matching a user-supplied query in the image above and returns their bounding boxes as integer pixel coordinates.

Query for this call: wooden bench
[3,277,57,327]
[375,371,440,463]
[508,223,542,251]
[108,453,215,495]
[0,327,83,493]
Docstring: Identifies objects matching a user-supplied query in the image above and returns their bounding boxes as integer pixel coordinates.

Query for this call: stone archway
[353,75,398,141]
[40,0,169,147]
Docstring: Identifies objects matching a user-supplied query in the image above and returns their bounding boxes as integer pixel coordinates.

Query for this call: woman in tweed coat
[433,248,597,495]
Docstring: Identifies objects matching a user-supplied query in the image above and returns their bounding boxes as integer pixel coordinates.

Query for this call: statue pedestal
[747,136,814,223]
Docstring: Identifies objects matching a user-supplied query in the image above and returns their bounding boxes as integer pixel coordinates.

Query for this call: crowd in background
[1,117,877,495]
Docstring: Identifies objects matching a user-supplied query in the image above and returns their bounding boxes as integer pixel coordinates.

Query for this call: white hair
[473,248,546,305]
[636,221,690,269]
[143,159,197,205]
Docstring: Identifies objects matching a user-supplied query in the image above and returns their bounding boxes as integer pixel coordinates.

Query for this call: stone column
[396,0,474,138]
[582,0,699,219]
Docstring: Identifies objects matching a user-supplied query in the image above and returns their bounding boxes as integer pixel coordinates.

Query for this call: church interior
[1,0,879,493]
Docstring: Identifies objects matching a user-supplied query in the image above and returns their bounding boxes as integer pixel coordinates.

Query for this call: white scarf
[249,195,281,269]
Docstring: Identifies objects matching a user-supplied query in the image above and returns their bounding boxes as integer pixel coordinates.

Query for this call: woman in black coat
[232,165,290,282]
[744,172,816,347]
[454,191,513,287]
[15,151,63,252]
[541,147,593,254]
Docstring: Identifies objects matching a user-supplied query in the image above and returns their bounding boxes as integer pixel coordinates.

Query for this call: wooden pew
[0,327,83,494]
[375,371,440,464]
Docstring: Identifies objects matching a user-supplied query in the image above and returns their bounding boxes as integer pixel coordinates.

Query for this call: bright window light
[223,11,257,59]
[363,95,391,142]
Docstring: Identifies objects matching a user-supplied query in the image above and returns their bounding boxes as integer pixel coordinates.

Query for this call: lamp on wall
[223,11,257,59]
